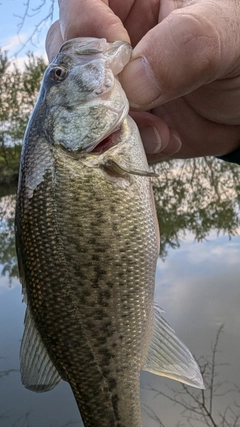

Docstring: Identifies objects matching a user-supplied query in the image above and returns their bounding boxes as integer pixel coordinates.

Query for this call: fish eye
[50,67,68,82]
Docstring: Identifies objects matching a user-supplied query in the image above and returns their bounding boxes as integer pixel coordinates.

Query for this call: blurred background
[0,2,240,426]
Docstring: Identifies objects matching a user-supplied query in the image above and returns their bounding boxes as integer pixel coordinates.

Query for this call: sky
[0,0,59,66]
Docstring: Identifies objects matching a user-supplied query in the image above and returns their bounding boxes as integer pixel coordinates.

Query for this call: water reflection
[1,157,240,281]
[153,157,240,257]
[0,157,240,426]
[0,189,18,281]
[142,323,240,427]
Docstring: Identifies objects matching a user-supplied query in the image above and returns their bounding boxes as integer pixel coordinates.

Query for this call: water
[0,158,240,427]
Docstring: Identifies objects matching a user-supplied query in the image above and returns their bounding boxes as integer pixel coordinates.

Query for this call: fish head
[40,38,132,152]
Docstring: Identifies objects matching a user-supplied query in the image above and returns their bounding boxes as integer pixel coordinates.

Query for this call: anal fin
[143,304,205,389]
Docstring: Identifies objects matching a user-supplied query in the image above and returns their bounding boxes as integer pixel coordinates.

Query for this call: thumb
[120,2,240,109]
[58,0,130,44]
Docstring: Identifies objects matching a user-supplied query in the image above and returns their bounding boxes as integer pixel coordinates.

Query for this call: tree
[0,49,46,183]
[1,155,240,280]
[152,157,240,258]
[0,193,18,279]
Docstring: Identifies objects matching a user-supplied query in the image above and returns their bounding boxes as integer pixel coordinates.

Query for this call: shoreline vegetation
[0,145,21,185]
[1,49,240,256]
[0,49,46,188]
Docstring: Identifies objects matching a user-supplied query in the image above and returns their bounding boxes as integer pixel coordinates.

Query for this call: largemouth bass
[15,38,204,427]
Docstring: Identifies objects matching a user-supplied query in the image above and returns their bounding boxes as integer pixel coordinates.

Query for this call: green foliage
[1,156,240,280]
[0,192,18,279]
[152,157,240,258]
[0,49,239,277]
[0,49,46,183]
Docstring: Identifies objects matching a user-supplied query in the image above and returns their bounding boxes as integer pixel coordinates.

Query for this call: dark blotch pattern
[16,105,158,426]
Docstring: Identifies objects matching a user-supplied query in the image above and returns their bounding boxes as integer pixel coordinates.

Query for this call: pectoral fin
[102,159,158,178]
[20,307,62,392]
[143,304,205,389]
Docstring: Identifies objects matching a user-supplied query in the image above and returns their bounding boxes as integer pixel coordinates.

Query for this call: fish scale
[17,147,156,426]
[52,149,156,425]
[16,37,204,427]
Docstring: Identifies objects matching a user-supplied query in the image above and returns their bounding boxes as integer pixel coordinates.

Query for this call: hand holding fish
[46,0,240,162]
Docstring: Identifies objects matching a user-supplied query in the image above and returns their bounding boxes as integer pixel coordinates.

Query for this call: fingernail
[121,57,161,108]
[169,132,182,154]
[45,21,63,62]
[139,126,162,154]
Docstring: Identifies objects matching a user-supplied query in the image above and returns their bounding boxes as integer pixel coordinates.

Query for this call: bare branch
[209,324,224,414]
[143,325,240,427]
[142,403,167,427]
[14,0,56,54]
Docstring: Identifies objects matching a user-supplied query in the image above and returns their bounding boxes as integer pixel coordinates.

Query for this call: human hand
[46,0,240,161]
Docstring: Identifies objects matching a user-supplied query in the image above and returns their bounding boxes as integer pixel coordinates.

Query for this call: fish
[15,37,204,427]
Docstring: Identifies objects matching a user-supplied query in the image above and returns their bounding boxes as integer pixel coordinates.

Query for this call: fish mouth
[87,128,121,154]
